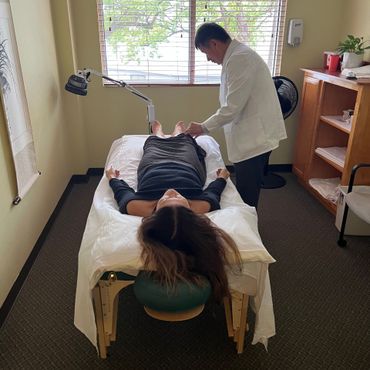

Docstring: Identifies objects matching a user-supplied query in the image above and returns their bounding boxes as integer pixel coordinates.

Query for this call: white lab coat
[202,40,287,163]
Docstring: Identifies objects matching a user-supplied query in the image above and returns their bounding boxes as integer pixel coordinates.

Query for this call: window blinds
[97,0,287,85]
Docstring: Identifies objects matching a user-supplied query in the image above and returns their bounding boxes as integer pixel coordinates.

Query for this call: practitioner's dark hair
[195,22,231,49]
[137,206,242,302]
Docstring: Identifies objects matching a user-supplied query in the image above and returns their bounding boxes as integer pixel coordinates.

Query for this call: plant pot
[341,52,363,69]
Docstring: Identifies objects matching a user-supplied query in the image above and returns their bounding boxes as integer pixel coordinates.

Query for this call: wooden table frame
[92,272,257,358]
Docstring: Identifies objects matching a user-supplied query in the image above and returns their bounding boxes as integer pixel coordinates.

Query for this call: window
[97,0,287,85]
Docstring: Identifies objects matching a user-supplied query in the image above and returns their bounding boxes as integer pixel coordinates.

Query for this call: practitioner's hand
[106,166,120,180]
[216,168,230,180]
[185,122,205,137]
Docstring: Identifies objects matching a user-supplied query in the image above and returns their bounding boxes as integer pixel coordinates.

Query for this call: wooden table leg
[92,286,107,359]
[223,297,234,338]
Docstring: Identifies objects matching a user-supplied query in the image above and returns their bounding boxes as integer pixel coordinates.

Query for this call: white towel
[341,65,370,78]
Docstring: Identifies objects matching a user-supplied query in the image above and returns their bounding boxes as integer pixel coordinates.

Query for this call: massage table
[74,135,276,358]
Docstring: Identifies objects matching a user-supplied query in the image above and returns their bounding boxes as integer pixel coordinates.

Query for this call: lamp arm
[82,68,153,105]
[70,68,155,131]
[80,68,155,130]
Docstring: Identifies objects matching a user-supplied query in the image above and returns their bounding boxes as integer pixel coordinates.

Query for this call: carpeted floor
[0,173,369,369]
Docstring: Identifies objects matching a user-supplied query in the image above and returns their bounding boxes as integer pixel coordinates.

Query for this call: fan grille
[273,76,298,119]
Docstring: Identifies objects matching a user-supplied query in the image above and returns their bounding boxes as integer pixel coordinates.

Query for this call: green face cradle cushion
[133,271,211,312]
[100,271,136,281]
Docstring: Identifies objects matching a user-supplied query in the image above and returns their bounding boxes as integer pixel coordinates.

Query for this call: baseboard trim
[71,174,89,183]
[87,168,104,176]
[268,164,292,172]
[227,164,292,173]
[0,171,97,328]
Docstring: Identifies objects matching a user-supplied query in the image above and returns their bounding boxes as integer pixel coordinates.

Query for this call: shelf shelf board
[295,173,337,216]
[314,148,345,172]
[307,183,337,215]
[320,115,351,133]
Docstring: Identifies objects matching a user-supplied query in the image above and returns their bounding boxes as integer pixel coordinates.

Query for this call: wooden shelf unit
[293,69,370,215]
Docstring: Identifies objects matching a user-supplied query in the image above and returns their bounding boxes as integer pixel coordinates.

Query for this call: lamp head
[65,71,89,96]
[64,68,155,130]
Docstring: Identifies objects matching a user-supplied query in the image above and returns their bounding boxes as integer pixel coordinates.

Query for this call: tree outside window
[97,0,287,85]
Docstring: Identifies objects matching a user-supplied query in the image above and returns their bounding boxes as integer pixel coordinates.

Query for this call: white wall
[0,0,86,307]
[341,0,370,62]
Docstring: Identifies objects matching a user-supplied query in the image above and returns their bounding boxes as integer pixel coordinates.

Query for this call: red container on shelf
[323,51,340,70]
[323,51,333,69]
[328,54,340,72]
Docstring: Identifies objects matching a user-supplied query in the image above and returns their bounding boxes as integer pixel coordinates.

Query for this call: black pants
[138,134,207,184]
[234,151,271,208]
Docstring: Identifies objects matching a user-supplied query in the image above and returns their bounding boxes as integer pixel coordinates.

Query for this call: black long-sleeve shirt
[109,162,226,214]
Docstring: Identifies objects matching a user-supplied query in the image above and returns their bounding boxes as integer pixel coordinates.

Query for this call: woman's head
[156,189,190,210]
[137,206,242,301]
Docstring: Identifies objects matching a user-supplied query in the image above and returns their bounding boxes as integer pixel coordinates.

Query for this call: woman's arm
[108,178,136,212]
[107,167,156,216]
[190,168,229,213]
[203,177,227,198]
[109,178,156,216]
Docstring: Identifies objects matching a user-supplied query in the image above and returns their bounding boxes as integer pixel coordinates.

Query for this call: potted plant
[337,35,370,69]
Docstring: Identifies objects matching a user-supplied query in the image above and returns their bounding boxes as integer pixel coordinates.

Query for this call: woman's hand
[216,168,230,180]
[106,166,120,180]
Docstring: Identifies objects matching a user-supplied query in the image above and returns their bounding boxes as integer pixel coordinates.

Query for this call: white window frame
[96,0,287,86]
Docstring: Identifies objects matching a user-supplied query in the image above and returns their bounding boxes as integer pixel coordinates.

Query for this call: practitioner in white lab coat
[186,23,287,208]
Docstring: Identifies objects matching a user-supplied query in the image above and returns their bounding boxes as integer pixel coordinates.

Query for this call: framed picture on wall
[0,0,39,204]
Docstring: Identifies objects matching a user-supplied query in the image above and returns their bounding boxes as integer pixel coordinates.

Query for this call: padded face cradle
[100,271,135,281]
[133,271,211,313]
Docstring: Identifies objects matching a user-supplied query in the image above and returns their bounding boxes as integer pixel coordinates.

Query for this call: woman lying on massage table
[106,121,241,301]
[106,121,230,217]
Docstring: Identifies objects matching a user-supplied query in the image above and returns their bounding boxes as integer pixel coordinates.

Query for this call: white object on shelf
[335,186,370,235]
[341,64,370,78]
[309,177,341,203]
[315,147,346,168]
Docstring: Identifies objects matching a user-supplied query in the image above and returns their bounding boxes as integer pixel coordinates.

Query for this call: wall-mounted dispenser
[287,19,303,47]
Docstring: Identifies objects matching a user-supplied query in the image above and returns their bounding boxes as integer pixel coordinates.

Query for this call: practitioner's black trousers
[234,151,270,208]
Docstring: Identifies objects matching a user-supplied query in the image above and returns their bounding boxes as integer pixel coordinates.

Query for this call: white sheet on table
[74,135,276,350]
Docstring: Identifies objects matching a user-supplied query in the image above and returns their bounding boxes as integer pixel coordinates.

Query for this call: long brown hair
[137,206,242,302]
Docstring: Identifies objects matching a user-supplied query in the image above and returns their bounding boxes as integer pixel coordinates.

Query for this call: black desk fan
[261,76,299,189]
